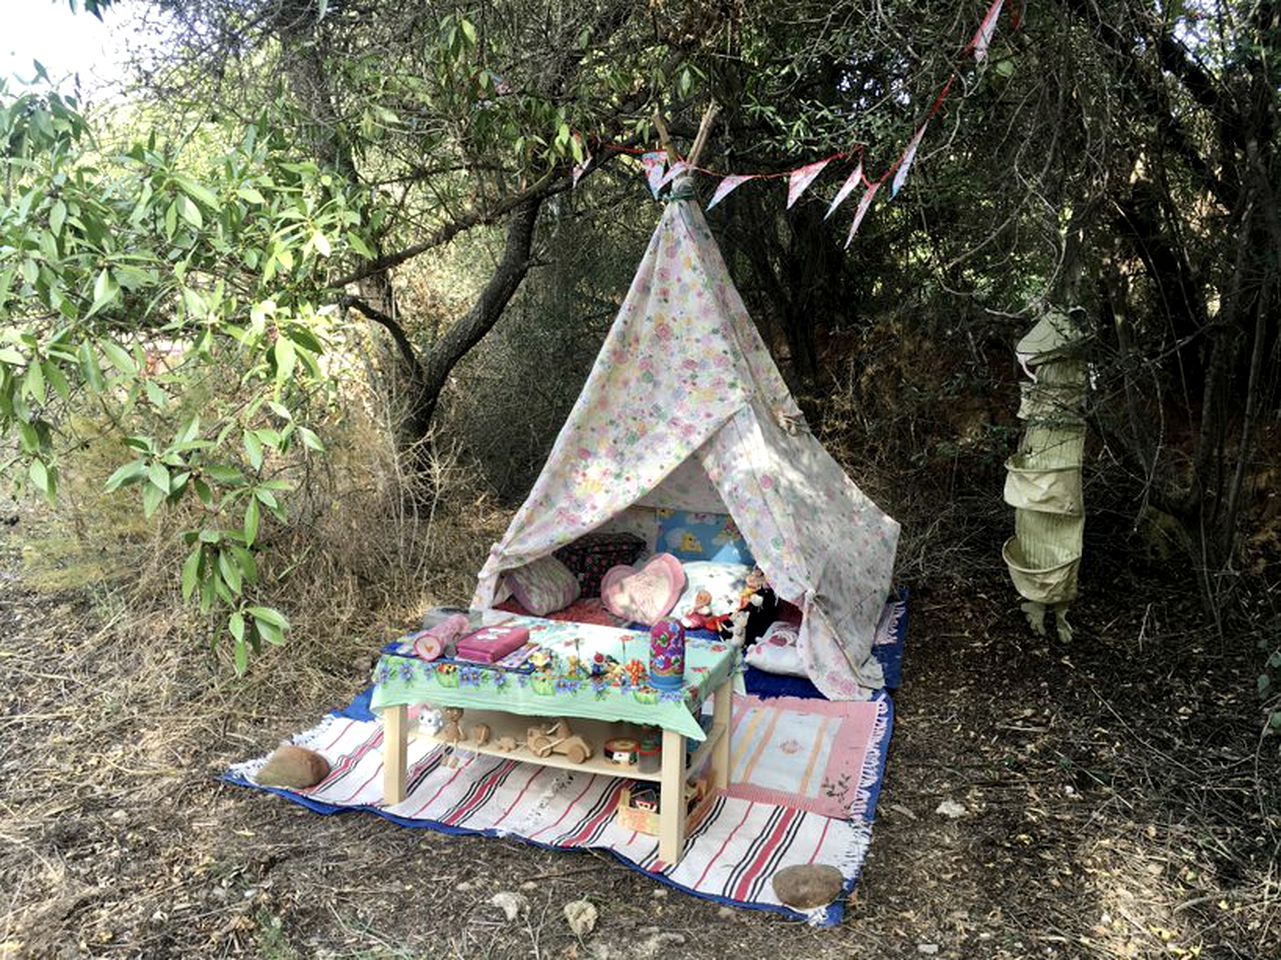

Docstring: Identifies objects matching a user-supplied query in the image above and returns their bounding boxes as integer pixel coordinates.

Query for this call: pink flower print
[655,322,672,340]
[714,354,730,369]
[577,447,591,460]
[760,474,775,491]
[638,356,654,373]
[682,358,699,371]
[780,739,803,756]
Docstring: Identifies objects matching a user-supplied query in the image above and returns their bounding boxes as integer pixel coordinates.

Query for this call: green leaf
[144,379,167,408]
[228,611,246,643]
[0,347,25,365]
[236,185,266,204]
[173,174,219,209]
[28,459,50,496]
[142,482,165,518]
[311,231,331,257]
[218,549,242,593]
[243,497,260,545]
[204,464,244,485]
[104,459,148,490]
[43,360,70,401]
[49,199,66,235]
[274,336,296,383]
[346,231,374,258]
[1259,674,1272,696]
[297,426,325,452]
[230,545,258,584]
[78,341,105,392]
[176,194,203,229]
[147,460,170,493]
[87,268,120,317]
[243,430,264,470]
[247,605,289,630]
[193,478,214,507]
[181,548,201,600]
[233,636,249,675]
[257,617,285,646]
[101,339,136,374]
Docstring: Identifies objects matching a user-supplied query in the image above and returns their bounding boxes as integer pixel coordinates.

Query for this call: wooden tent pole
[652,108,676,158]
[687,101,720,168]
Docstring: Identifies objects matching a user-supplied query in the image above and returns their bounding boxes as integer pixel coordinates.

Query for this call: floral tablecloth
[369,612,738,740]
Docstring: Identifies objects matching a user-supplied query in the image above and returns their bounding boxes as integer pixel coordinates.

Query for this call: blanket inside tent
[472,183,899,699]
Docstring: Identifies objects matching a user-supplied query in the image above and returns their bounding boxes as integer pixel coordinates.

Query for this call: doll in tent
[718,565,777,647]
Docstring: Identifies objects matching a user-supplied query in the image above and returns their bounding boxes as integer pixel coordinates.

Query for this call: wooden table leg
[658,727,687,864]
[712,679,732,791]
[383,704,408,805]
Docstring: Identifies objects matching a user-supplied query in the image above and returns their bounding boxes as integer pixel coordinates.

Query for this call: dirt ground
[1,512,1278,960]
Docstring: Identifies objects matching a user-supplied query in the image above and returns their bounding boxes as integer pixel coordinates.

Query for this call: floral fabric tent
[472,191,899,698]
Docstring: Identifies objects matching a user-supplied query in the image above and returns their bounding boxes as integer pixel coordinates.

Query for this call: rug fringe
[849,697,891,821]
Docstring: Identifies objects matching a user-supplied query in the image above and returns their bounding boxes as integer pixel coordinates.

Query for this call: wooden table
[381,674,732,865]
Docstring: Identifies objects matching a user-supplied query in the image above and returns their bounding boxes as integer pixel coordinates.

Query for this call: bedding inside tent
[472,186,899,699]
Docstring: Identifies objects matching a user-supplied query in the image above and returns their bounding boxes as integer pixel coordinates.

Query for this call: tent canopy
[473,195,899,699]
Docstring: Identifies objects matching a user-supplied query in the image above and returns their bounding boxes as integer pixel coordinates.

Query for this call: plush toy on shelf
[719,565,777,646]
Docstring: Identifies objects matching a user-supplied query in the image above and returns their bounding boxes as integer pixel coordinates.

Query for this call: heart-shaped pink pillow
[599,553,686,626]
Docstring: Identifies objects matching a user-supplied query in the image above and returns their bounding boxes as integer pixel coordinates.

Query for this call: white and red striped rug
[226,693,892,924]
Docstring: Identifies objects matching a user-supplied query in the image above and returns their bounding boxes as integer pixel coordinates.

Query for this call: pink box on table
[454,624,531,664]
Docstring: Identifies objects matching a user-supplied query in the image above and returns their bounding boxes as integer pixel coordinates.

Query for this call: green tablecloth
[369,613,738,741]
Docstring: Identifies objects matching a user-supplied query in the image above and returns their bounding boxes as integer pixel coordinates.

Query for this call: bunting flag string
[640,151,667,199]
[970,0,1004,62]
[825,162,864,220]
[787,158,832,208]
[845,182,881,249]
[707,174,755,210]
[889,121,928,199]
[569,0,1016,246]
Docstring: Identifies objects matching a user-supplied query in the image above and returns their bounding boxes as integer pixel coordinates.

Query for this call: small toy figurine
[470,722,492,747]
[439,707,465,744]
[494,736,518,752]
[632,787,659,813]
[682,589,716,631]
[720,565,777,646]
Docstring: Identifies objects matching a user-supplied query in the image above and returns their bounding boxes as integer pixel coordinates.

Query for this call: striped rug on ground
[225,693,892,925]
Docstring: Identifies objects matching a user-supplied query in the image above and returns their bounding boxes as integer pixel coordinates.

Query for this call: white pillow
[674,561,752,617]
[744,622,806,677]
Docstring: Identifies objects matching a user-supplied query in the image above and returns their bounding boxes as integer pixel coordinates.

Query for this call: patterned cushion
[502,555,581,616]
[744,622,806,677]
[655,510,753,564]
[599,553,686,626]
[554,532,647,598]
[674,560,753,617]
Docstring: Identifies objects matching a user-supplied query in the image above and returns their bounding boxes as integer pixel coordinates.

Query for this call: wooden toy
[603,736,640,766]
[439,707,465,743]
[493,736,518,752]
[471,722,492,746]
[525,719,593,764]
[617,776,714,836]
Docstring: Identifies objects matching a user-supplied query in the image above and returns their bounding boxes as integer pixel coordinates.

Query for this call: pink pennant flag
[657,160,690,190]
[972,0,1005,62]
[890,122,928,199]
[641,151,667,199]
[844,181,881,249]
[787,158,831,209]
[824,162,863,220]
[707,174,754,210]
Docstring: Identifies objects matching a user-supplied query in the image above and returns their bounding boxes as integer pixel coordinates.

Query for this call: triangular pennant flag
[890,122,928,199]
[844,181,881,249]
[641,151,667,199]
[657,160,690,190]
[786,158,831,209]
[707,174,754,210]
[824,162,863,220]
[972,0,1005,62]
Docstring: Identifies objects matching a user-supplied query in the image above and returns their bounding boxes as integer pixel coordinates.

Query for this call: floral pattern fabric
[369,612,737,741]
[502,555,580,616]
[472,198,899,699]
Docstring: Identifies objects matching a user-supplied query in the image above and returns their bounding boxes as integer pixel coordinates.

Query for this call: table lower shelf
[409,707,725,783]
